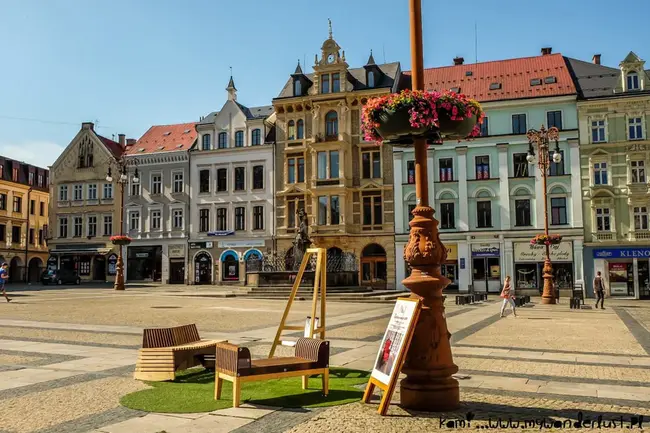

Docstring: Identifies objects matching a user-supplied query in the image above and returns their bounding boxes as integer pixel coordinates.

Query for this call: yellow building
[272,25,399,289]
[0,157,50,282]
[48,122,130,282]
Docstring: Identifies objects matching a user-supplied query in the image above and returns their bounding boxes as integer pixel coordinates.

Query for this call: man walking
[594,271,605,310]
[0,263,10,303]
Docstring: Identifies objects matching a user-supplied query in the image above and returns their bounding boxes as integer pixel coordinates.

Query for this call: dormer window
[202,134,211,150]
[627,72,640,91]
[367,71,375,88]
[321,74,330,93]
[293,80,302,96]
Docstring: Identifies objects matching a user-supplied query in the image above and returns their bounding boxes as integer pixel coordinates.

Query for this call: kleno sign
[593,248,650,259]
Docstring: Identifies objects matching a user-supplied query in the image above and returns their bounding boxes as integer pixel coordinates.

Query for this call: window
[11,226,20,244]
[59,185,68,201]
[199,169,210,193]
[288,158,296,184]
[477,201,492,228]
[235,207,245,231]
[87,184,97,200]
[407,160,416,184]
[317,151,339,179]
[440,202,455,229]
[253,165,264,189]
[475,156,490,179]
[74,216,83,237]
[288,121,296,140]
[321,74,330,93]
[173,209,183,229]
[631,161,646,184]
[635,206,648,230]
[202,134,211,150]
[0,225,4,242]
[594,162,608,185]
[0,164,3,178]
[253,206,264,230]
[0,193,5,210]
[627,72,640,91]
[332,73,340,92]
[130,181,141,196]
[596,208,611,232]
[38,229,43,245]
[12,167,18,182]
[29,228,34,244]
[367,71,375,88]
[87,216,97,237]
[318,196,328,225]
[38,173,43,187]
[480,117,489,136]
[173,172,183,193]
[591,120,606,143]
[216,208,227,231]
[39,201,44,216]
[252,129,261,146]
[103,215,113,236]
[28,172,34,185]
[513,153,529,177]
[330,151,339,178]
[217,168,227,192]
[150,210,161,231]
[29,199,35,215]
[297,157,305,182]
[129,212,140,231]
[549,150,565,176]
[12,196,21,213]
[512,114,527,134]
[287,198,305,228]
[199,209,210,232]
[103,183,113,199]
[547,111,563,130]
[151,174,162,195]
[407,203,416,224]
[439,158,453,182]
[235,131,244,147]
[234,167,246,191]
[551,198,567,225]
[362,150,381,179]
[78,140,93,168]
[515,199,531,226]
[325,111,338,137]
[294,80,302,96]
[330,196,340,225]
[218,132,228,148]
[73,184,83,201]
[362,194,383,226]
[297,119,304,139]
[59,217,68,238]
[629,117,643,140]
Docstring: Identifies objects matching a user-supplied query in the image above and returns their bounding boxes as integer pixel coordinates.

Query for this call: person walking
[500,275,517,317]
[0,263,11,303]
[594,271,605,310]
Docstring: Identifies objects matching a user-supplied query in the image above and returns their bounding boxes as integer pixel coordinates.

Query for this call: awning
[50,248,113,255]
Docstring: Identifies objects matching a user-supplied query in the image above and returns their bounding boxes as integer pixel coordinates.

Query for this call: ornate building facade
[272,25,400,289]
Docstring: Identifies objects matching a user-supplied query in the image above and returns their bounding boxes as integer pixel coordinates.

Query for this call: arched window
[251,129,261,146]
[297,119,304,139]
[288,120,296,140]
[202,134,211,150]
[218,132,228,149]
[367,71,375,88]
[235,131,244,147]
[325,111,338,137]
[627,72,640,91]
[293,80,302,96]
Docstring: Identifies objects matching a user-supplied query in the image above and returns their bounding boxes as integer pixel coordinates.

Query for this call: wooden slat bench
[134,324,220,382]
[214,337,329,408]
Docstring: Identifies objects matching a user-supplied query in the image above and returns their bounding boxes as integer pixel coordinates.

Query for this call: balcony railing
[630,231,650,241]
[592,232,615,241]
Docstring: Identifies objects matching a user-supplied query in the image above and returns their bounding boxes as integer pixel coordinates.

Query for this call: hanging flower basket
[110,235,132,246]
[361,89,485,145]
[530,234,562,246]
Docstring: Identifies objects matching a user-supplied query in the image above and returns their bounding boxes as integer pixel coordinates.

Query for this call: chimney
[118,134,126,148]
[126,138,136,146]
[541,47,552,56]
[453,56,464,66]
[81,122,94,131]
[592,54,601,65]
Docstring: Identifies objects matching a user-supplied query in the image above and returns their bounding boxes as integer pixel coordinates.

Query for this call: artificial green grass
[121,367,370,413]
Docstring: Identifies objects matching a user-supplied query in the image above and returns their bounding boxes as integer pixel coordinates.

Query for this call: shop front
[441,243,459,292]
[167,244,186,284]
[588,247,650,299]
[216,239,267,284]
[192,246,213,285]
[126,246,162,282]
[49,244,115,282]
[513,241,574,296]
[471,243,501,293]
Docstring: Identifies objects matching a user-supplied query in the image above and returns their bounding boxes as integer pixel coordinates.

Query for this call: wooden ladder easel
[269,248,327,359]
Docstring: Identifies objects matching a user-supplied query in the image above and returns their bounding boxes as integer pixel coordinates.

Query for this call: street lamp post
[527,125,561,305]
[106,159,138,291]
[399,0,460,411]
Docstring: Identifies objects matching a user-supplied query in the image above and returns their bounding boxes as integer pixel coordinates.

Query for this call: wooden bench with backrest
[134,324,220,382]
[214,337,329,408]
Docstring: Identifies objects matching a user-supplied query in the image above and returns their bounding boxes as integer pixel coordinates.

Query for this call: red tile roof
[97,135,125,159]
[126,122,197,155]
[404,53,576,102]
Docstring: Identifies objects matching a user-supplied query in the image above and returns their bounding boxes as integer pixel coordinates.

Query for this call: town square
[2,0,650,431]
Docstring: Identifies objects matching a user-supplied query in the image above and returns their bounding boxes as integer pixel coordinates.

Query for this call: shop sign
[207,230,235,237]
[107,254,118,276]
[168,244,185,258]
[514,242,573,262]
[135,253,149,258]
[445,244,458,261]
[189,241,213,249]
[471,244,500,257]
[593,247,650,259]
[218,239,265,248]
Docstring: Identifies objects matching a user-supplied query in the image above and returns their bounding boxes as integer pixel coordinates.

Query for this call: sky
[1,0,649,169]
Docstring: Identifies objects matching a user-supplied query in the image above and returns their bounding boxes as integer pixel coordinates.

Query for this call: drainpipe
[187,147,192,285]
[23,187,32,283]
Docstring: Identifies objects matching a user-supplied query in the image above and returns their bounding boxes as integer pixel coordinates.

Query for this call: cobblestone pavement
[2,285,650,432]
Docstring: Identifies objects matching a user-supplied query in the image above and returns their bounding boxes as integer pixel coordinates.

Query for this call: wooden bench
[214,338,329,408]
[134,324,219,382]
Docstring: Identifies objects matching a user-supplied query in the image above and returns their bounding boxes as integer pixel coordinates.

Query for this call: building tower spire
[328,18,332,39]
[226,66,237,101]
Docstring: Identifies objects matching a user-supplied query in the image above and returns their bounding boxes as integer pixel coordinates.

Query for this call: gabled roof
[126,122,197,155]
[564,57,620,99]
[198,104,274,126]
[402,53,576,102]
[96,135,124,159]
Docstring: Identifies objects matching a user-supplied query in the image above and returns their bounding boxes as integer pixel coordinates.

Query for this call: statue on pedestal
[292,208,312,270]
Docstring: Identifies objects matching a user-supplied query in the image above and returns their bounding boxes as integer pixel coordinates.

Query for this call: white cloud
[0,140,65,168]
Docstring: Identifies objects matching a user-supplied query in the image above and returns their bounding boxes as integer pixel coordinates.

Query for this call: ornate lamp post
[526,125,561,305]
[106,159,138,291]
[399,0,460,411]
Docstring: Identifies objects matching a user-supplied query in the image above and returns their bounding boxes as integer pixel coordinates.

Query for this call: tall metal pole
[23,188,32,283]
[400,0,460,411]
[114,172,126,291]
[540,136,555,304]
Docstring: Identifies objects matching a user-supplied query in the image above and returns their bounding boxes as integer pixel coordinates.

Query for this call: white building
[188,77,276,284]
